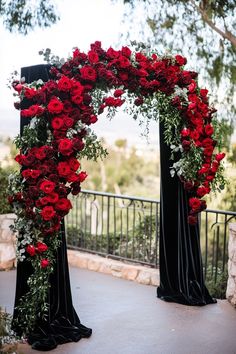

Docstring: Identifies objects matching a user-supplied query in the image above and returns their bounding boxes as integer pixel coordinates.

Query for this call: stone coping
[67,249,159,286]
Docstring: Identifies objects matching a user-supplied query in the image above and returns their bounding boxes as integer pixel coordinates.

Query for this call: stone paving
[1,267,236,354]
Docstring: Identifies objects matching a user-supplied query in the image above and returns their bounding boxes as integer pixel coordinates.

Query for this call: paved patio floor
[1,267,236,354]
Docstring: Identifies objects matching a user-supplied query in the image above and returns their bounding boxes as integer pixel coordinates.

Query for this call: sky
[0,0,159,148]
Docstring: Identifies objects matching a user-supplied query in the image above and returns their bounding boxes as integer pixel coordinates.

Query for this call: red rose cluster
[10,41,225,267]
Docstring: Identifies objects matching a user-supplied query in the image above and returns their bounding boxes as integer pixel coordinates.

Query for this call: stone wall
[67,249,159,286]
[0,213,16,270]
[226,223,236,308]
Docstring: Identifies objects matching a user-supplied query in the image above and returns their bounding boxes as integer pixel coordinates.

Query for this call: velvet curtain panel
[12,65,92,351]
[157,122,216,306]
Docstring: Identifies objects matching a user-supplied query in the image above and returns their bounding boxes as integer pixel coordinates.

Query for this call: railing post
[107,196,110,254]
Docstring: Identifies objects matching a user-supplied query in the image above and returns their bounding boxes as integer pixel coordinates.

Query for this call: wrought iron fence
[65,189,236,283]
[66,190,160,267]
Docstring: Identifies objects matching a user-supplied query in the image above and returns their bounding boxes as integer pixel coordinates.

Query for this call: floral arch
[9,41,225,333]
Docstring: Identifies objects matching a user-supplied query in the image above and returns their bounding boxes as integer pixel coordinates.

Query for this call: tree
[0,0,59,34]
[120,0,236,126]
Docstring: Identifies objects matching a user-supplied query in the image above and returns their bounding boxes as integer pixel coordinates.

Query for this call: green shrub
[0,167,13,215]
[0,307,19,351]
[205,264,228,299]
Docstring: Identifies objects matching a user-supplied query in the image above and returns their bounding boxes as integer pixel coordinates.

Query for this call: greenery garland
[8,41,226,335]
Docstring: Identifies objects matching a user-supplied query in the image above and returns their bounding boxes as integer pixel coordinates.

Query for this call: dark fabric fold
[157,121,216,306]
[12,64,92,351]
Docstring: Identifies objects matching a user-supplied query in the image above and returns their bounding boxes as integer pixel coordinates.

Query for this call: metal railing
[65,189,236,283]
[66,190,160,267]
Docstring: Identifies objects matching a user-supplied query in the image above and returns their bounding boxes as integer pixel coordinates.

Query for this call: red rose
[71,93,83,105]
[200,198,206,207]
[57,76,72,91]
[88,50,99,64]
[40,206,56,220]
[200,88,208,98]
[211,160,219,173]
[22,169,31,179]
[68,157,80,171]
[36,242,48,253]
[188,94,199,103]
[119,72,129,82]
[202,138,213,147]
[189,197,201,210]
[72,138,85,151]
[15,154,25,165]
[13,82,23,92]
[205,124,214,136]
[182,140,191,151]
[80,66,97,82]
[78,171,88,182]
[47,192,59,204]
[71,182,81,195]
[48,97,64,114]
[175,55,187,66]
[58,138,73,156]
[190,130,200,141]
[40,180,56,194]
[203,146,214,157]
[64,117,74,128]
[89,115,98,124]
[215,152,225,161]
[31,170,41,179]
[197,166,208,175]
[171,96,181,108]
[179,71,192,85]
[38,196,50,206]
[55,198,72,211]
[71,81,84,96]
[34,147,47,160]
[67,173,80,182]
[41,259,50,268]
[196,186,208,197]
[134,97,144,106]
[26,244,36,256]
[22,153,36,166]
[206,174,215,181]
[15,192,23,201]
[188,80,197,93]
[44,80,57,94]
[57,161,71,176]
[51,117,64,130]
[121,46,132,58]
[114,89,124,98]
[117,55,130,69]
[24,87,37,99]
[106,47,119,59]
[181,128,190,138]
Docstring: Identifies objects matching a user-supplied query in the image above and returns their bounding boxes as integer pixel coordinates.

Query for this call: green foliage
[0,0,59,34]
[205,264,228,299]
[0,167,13,214]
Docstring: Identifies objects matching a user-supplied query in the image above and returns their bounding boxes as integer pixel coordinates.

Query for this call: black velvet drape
[157,122,216,305]
[12,65,92,351]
